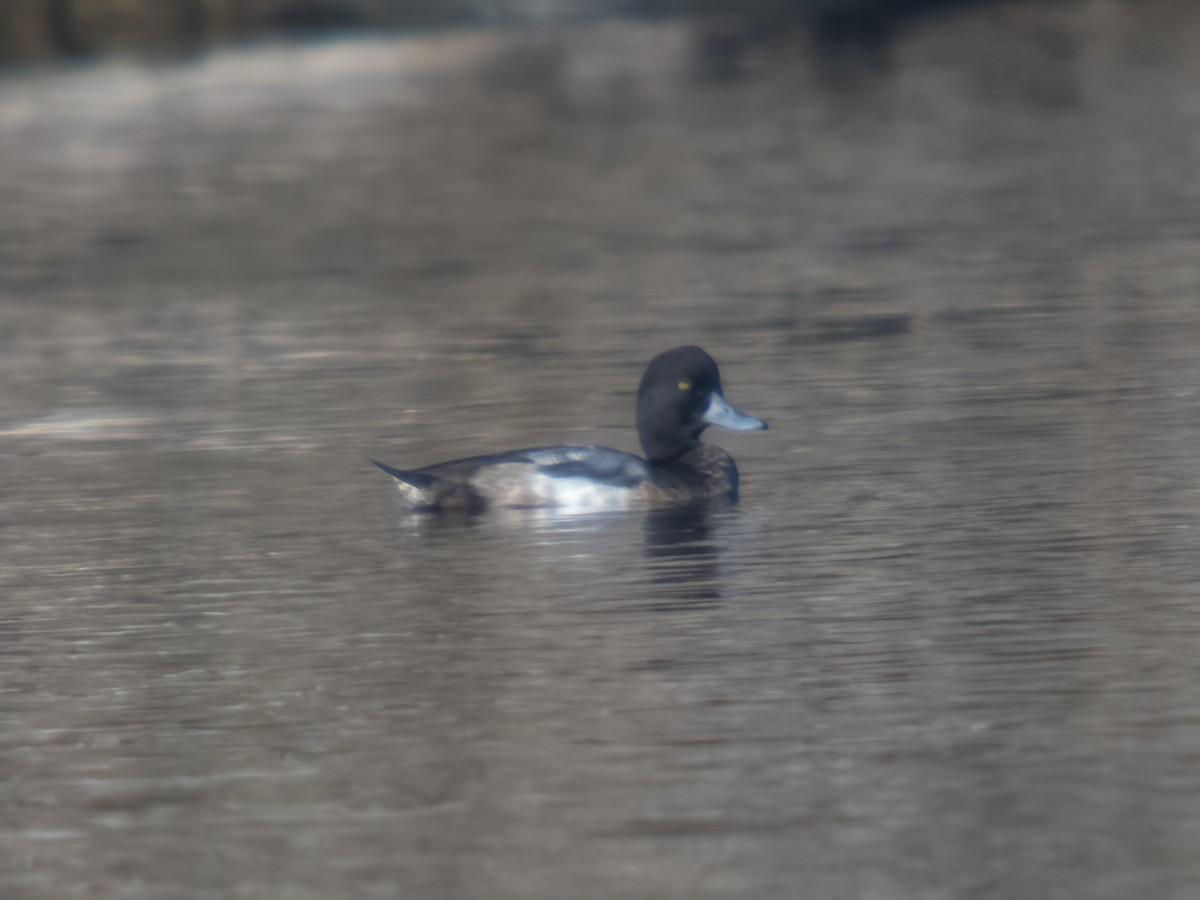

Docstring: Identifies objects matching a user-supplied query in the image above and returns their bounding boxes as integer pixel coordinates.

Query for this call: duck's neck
[649,442,711,465]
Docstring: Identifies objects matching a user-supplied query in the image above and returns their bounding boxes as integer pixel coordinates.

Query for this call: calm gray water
[3,4,1200,898]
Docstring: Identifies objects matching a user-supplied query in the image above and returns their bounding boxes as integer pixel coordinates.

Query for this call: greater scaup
[371,345,767,513]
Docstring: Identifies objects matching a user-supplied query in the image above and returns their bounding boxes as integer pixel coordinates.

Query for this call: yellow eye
[677,381,690,391]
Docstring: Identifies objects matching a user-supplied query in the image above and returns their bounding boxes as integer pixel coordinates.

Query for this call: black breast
[647,445,739,503]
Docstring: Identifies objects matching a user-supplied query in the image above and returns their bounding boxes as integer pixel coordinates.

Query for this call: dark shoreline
[1,0,1003,66]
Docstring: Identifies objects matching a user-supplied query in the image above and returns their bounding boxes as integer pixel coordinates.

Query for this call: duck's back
[374,445,652,513]
[373,442,743,512]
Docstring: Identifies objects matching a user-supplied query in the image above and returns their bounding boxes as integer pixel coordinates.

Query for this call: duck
[371,345,767,513]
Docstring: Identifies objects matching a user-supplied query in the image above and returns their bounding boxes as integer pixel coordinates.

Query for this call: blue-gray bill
[703,391,768,431]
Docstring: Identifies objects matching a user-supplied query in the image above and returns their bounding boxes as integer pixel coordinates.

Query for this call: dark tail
[368,458,439,489]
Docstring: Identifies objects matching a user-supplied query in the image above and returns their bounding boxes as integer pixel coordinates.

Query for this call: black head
[635,346,767,462]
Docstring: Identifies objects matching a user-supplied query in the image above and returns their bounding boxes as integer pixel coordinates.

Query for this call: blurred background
[2,0,1003,63]
[3,1,1200,898]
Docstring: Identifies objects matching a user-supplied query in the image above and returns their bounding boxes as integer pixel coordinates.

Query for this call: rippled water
[3,5,1200,898]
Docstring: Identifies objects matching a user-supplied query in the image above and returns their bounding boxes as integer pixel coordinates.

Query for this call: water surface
[3,6,1200,898]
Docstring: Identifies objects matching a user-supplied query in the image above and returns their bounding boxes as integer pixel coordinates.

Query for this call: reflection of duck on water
[640,504,725,610]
